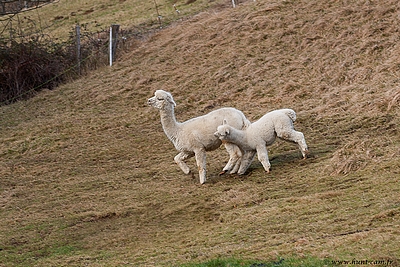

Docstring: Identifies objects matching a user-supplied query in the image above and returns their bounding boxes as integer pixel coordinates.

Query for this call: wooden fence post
[109,24,120,66]
[76,24,81,75]
[1,1,5,14]
[232,0,239,8]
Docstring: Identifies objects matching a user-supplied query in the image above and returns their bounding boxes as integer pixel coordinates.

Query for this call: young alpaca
[147,90,250,184]
[214,109,309,175]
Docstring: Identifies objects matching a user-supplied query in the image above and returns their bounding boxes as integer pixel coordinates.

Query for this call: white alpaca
[214,109,309,175]
[147,90,250,184]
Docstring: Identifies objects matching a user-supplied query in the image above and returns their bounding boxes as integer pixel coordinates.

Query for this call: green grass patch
[48,244,80,256]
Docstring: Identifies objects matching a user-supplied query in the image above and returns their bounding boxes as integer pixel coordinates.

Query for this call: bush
[0,38,75,104]
[0,31,109,105]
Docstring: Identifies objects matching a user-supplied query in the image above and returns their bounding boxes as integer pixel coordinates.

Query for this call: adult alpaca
[214,109,309,175]
[148,89,250,184]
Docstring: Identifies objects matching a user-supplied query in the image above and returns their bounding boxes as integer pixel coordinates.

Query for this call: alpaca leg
[230,153,242,174]
[295,131,309,159]
[174,151,193,174]
[256,145,271,173]
[238,150,256,175]
[276,130,309,159]
[221,143,242,174]
[230,161,240,174]
[194,149,207,184]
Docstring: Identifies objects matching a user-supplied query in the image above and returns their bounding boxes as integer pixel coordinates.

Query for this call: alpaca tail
[283,109,297,122]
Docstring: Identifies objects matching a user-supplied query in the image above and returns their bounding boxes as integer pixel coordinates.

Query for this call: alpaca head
[214,120,231,141]
[148,90,177,110]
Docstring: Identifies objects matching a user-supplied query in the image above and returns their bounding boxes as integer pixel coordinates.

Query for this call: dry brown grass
[4,0,233,40]
[1,0,400,266]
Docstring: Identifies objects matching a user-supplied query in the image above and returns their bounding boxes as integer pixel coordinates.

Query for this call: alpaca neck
[229,128,252,150]
[159,105,180,143]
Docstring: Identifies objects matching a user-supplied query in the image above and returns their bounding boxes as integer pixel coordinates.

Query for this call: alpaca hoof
[219,170,228,176]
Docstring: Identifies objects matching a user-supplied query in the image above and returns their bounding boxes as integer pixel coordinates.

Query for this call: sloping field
[1,0,399,266]
[1,0,229,40]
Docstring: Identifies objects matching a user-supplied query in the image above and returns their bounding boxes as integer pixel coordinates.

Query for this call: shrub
[0,27,111,105]
[0,39,72,104]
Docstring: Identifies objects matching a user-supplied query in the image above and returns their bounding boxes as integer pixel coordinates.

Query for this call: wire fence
[0,0,238,105]
[0,0,55,15]
[0,2,134,106]
[0,39,106,106]
[0,27,114,105]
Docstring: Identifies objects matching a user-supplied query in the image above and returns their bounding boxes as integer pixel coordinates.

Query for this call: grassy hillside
[4,0,231,40]
[1,0,399,266]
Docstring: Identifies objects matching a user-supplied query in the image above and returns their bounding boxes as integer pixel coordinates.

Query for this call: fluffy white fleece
[214,109,308,175]
[148,89,250,184]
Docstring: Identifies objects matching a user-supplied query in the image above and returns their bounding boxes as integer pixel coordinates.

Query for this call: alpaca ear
[166,93,177,106]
